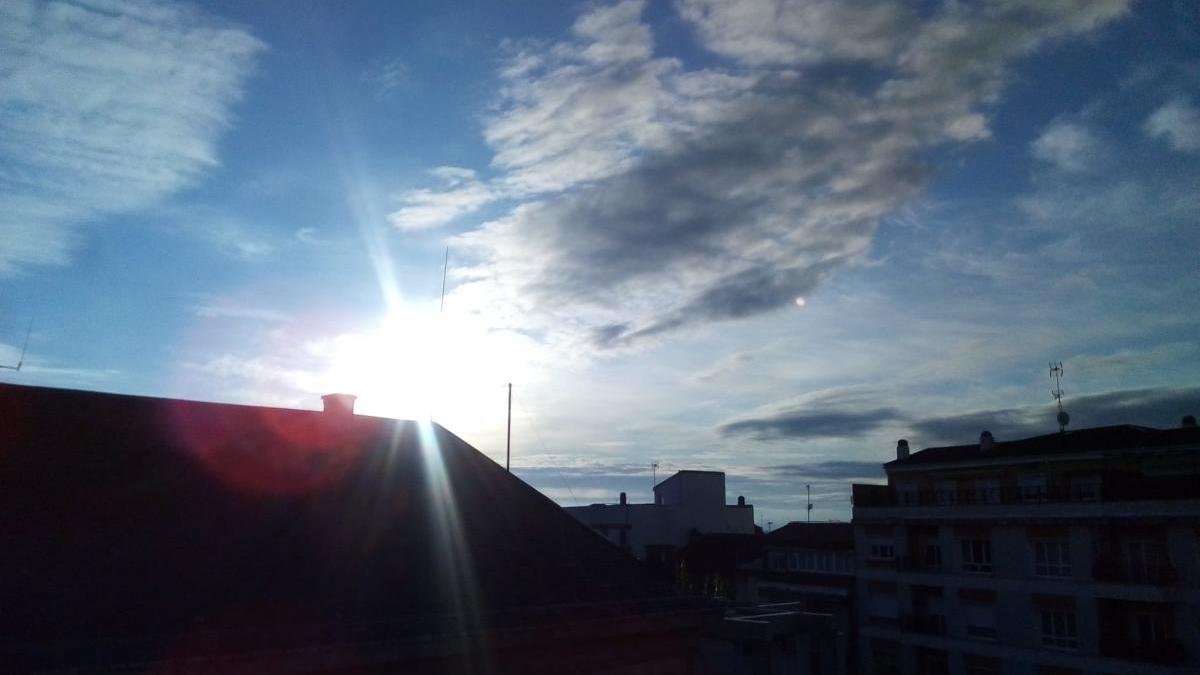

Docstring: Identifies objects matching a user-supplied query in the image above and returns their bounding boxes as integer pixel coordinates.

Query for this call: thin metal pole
[439,247,449,313]
[807,484,812,522]
[506,382,512,472]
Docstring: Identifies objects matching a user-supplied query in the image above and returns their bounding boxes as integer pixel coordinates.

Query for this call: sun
[318,303,541,429]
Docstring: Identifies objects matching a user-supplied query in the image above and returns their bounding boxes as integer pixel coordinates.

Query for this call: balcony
[899,614,947,636]
[853,476,1197,509]
[896,555,942,573]
[1092,557,1178,586]
[1100,639,1187,665]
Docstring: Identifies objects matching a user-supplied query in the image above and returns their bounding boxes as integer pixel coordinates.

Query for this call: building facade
[852,421,1200,675]
[566,470,755,560]
[736,522,857,675]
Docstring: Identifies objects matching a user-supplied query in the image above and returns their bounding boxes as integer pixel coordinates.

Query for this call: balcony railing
[1100,639,1186,664]
[853,477,1196,509]
[896,555,942,573]
[1092,557,1178,585]
[899,614,947,636]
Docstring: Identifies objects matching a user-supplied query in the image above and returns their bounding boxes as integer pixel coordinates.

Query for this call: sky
[2,0,1199,525]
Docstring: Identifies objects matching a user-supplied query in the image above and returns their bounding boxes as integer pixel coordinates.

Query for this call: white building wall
[565,471,755,559]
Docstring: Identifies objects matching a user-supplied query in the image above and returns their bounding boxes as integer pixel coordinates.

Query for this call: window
[770,551,787,570]
[915,647,949,675]
[964,602,997,639]
[1019,474,1048,502]
[1040,608,1078,649]
[974,478,1000,504]
[935,479,957,505]
[1035,541,1072,578]
[1070,476,1100,501]
[960,539,992,573]
[1125,540,1165,582]
[866,585,898,625]
[964,655,999,675]
[870,639,899,675]
[788,552,800,571]
[923,542,942,570]
[896,482,918,505]
[870,542,895,560]
[837,552,853,572]
[1135,611,1169,648]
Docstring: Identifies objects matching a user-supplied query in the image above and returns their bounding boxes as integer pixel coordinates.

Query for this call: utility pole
[0,315,33,372]
[506,382,512,472]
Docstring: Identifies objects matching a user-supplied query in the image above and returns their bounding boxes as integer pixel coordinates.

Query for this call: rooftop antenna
[1050,361,1069,432]
[0,315,33,372]
[651,460,659,498]
[806,484,812,522]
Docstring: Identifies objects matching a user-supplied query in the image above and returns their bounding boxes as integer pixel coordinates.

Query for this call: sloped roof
[887,424,1200,468]
[0,383,698,671]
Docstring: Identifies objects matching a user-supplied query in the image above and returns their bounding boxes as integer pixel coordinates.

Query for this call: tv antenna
[1049,361,1069,432]
[0,315,33,372]
[806,484,812,522]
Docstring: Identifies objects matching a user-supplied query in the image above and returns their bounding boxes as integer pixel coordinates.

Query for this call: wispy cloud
[1032,120,1102,172]
[1144,97,1200,153]
[0,0,263,275]
[388,167,495,230]
[362,56,408,97]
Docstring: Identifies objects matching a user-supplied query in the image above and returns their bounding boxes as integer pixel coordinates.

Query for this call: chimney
[619,492,627,505]
[897,439,910,460]
[321,393,357,416]
[737,495,746,506]
[1183,415,1197,428]
[980,430,994,451]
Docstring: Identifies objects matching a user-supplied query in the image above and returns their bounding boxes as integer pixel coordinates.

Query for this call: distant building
[852,420,1200,675]
[565,470,755,562]
[0,383,718,675]
[736,522,857,675]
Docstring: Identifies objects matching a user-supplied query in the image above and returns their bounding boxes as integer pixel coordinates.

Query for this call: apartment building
[851,419,1200,675]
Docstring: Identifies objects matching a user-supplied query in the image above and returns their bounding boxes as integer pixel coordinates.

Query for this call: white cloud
[0,0,263,275]
[387,167,495,230]
[675,0,915,66]
[1032,120,1100,172]
[1144,98,1200,153]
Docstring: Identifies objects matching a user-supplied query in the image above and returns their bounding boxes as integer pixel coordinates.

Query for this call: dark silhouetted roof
[888,424,1200,469]
[0,383,704,672]
[765,522,853,548]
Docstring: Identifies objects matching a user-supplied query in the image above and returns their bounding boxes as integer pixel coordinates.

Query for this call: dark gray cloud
[718,385,1200,447]
[910,386,1200,448]
[767,460,885,481]
[719,406,904,441]
[449,0,1130,348]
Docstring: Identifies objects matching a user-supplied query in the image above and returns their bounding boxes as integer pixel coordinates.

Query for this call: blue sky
[2,0,1199,525]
